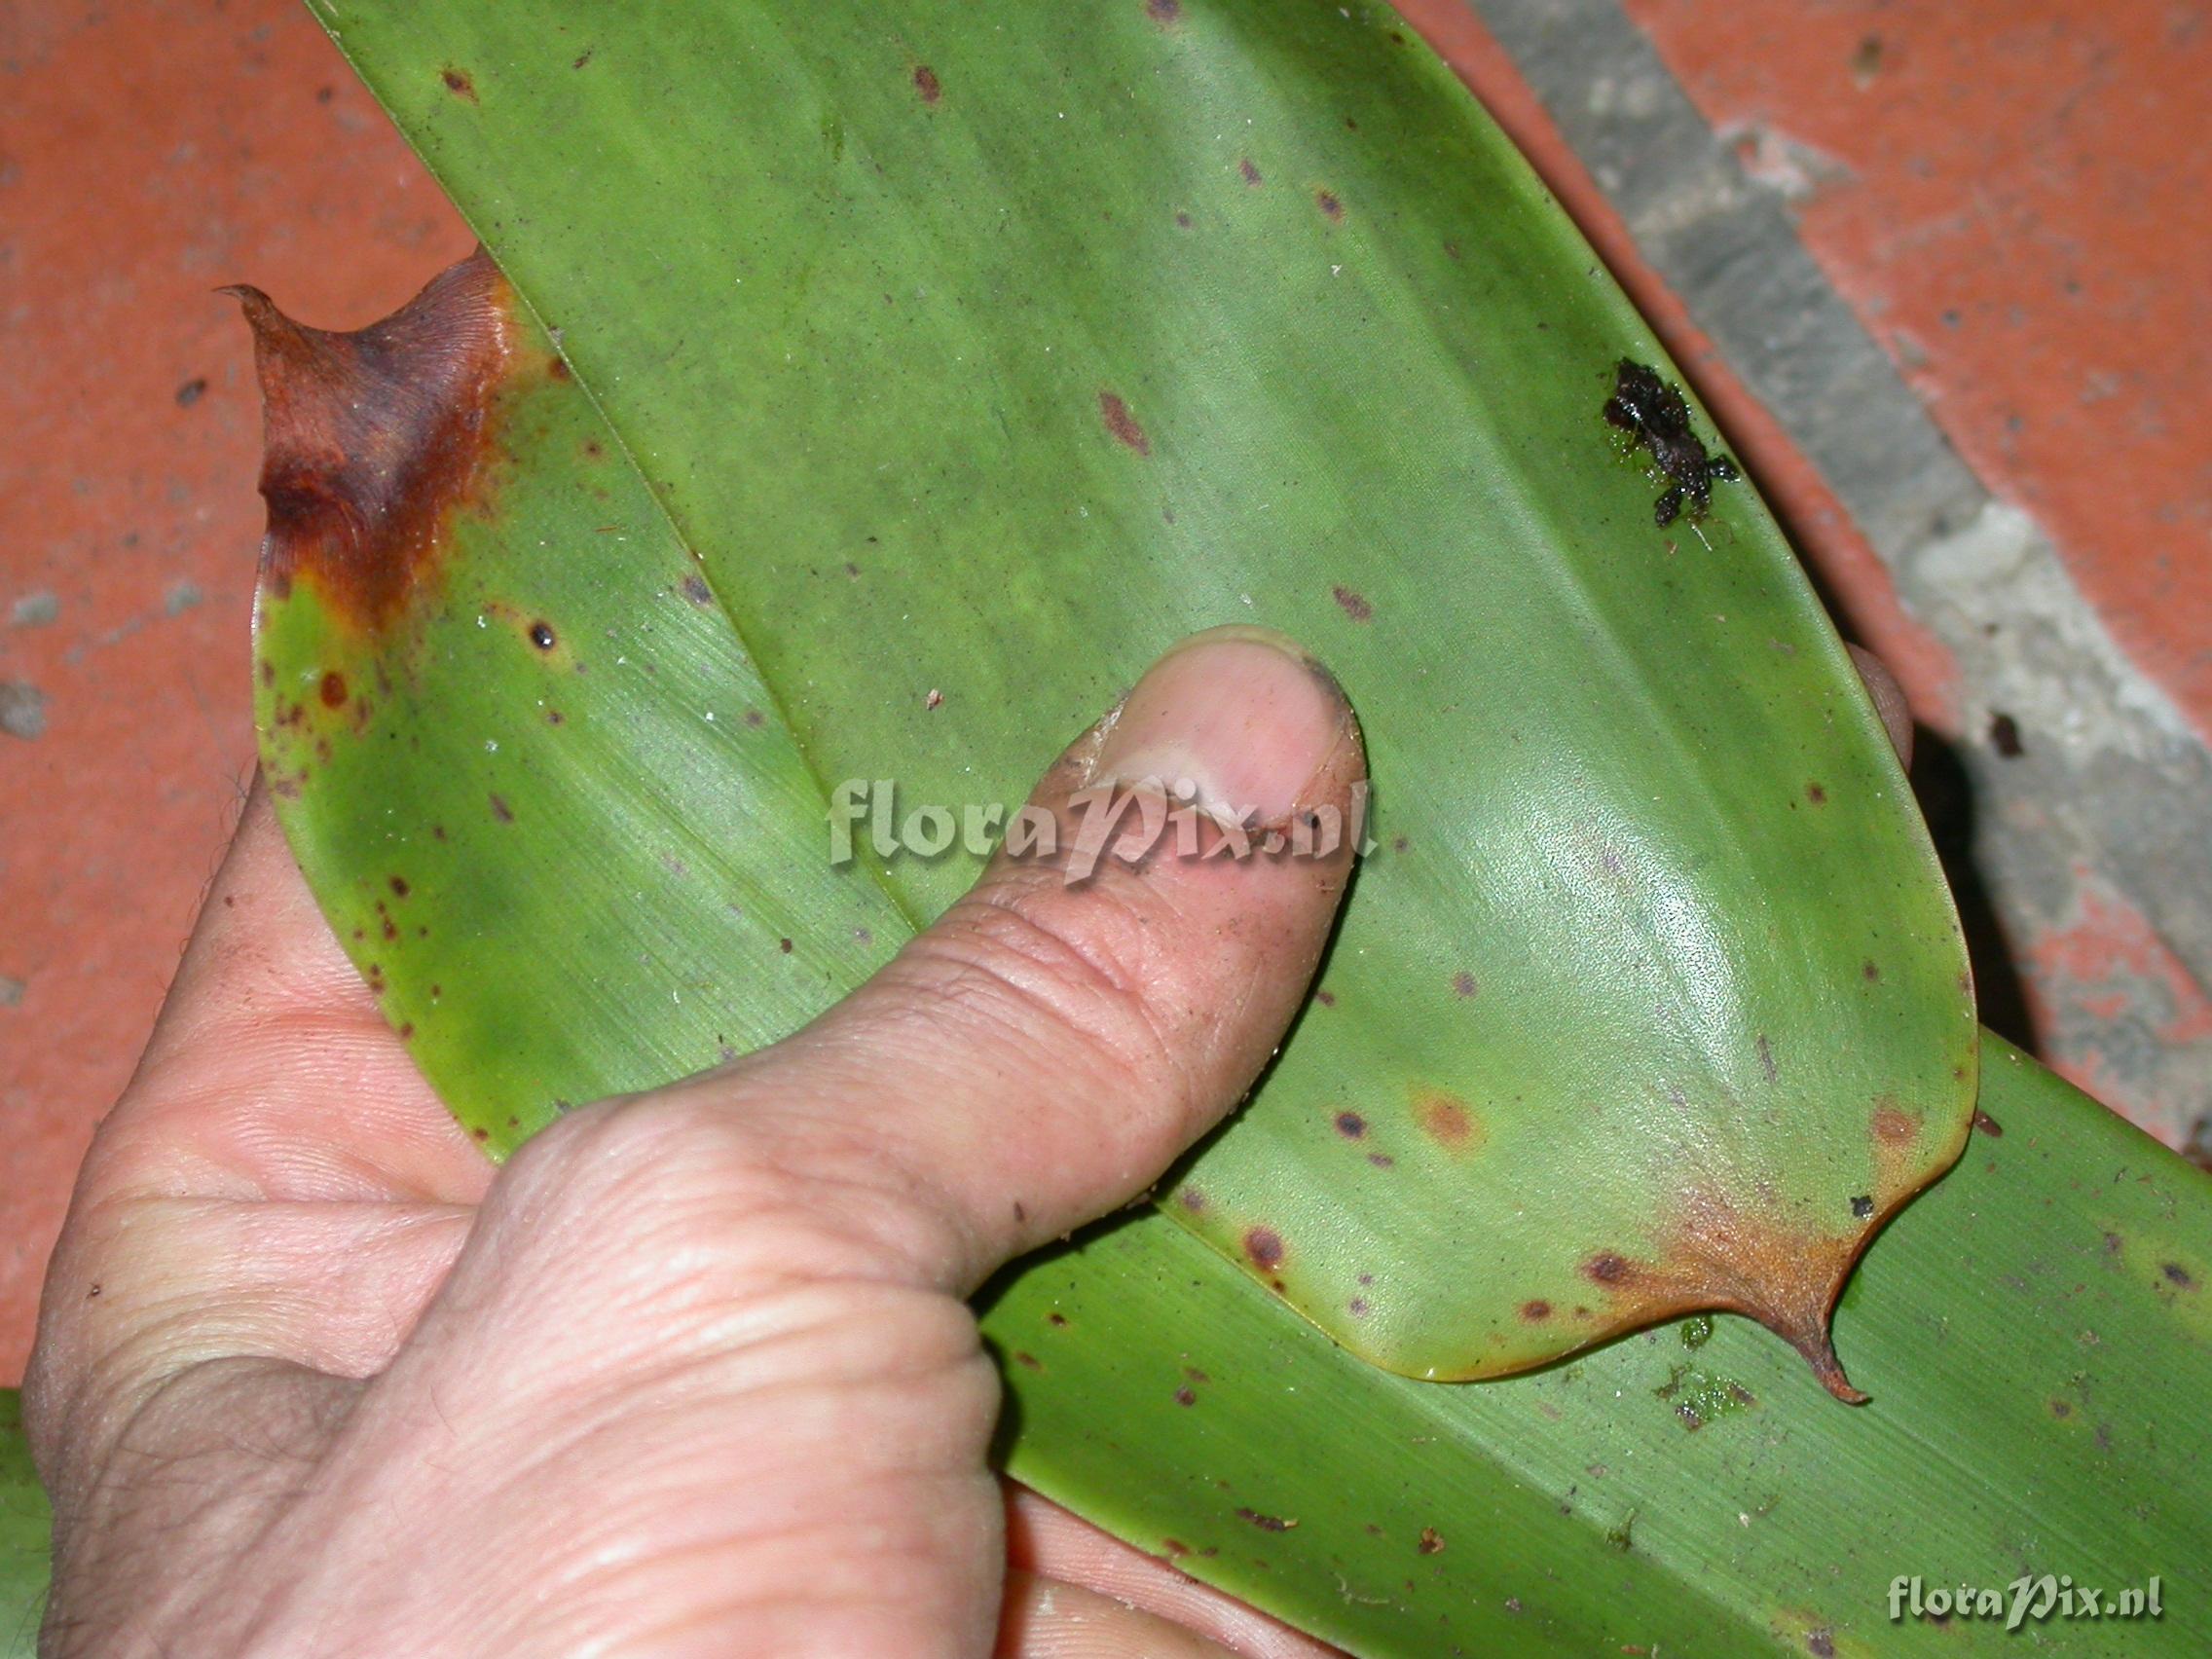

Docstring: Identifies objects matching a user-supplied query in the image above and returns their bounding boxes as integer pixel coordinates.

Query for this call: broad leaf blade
[280,0,1976,1398]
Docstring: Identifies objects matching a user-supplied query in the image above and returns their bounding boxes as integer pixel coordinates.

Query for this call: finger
[1006,1488,1345,1659]
[998,1571,1242,1658]
[673,624,1365,1290]
[1845,643,1915,769]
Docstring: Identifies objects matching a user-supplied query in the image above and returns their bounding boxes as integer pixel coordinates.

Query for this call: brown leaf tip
[232,250,516,633]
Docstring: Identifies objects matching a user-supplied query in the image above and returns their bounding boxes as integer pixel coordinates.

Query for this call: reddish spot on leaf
[1316,189,1344,220]
[231,252,514,634]
[1414,1089,1483,1155]
[1585,1252,1631,1285]
[1235,1507,1296,1532]
[1315,988,1337,1008]
[1805,781,1827,805]
[913,64,941,103]
[388,875,410,898]
[1147,0,1181,20]
[1453,971,1478,999]
[1243,1226,1285,1270]
[1347,1296,1370,1316]
[1174,1385,1198,1406]
[441,66,476,100]
[1013,1350,1043,1371]
[318,670,348,708]
[1520,1299,1552,1321]
[1862,960,1882,982]
[489,793,513,824]
[1334,1110,1367,1138]
[1332,585,1372,622]
[1418,1527,1445,1555]
[1098,390,1150,455]
[1972,1108,2004,1137]
[1239,157,1262,186]
[682,573,714,606]
[1871,1101,1919,1145]
[1367,1152,1395,1169]
[1178,1186,1206,1212]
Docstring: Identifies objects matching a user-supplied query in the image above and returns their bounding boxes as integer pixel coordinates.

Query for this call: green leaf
[266,0,1976,1403]
[0,1392,50,1658]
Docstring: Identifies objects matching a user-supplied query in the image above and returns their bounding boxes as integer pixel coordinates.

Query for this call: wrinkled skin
[26,630,1362,1659]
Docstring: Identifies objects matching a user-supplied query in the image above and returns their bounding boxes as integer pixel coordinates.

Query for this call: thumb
[692,625,1365,1290]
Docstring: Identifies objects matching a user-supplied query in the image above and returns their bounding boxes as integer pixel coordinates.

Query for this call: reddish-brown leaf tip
[230,249,517,634]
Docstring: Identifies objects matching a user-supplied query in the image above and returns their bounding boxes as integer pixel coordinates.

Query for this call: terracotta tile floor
[2,0,2204,1382]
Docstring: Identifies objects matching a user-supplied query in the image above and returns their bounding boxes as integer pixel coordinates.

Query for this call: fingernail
[1090,626,1352,826]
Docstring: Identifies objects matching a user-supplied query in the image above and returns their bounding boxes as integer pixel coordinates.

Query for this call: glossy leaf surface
[271,0,1978,1400]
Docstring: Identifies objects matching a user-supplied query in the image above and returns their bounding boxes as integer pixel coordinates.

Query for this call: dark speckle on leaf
[530,621,556,650]
[489,793,513,824]
[1972,1108,2005,1137]
[1316,190,1343,220]
[1174,1385,1197,1406]
[1851,1195,1874,1219]
[1806,781,1827,805]
[913,64,941,103]
[1239,157,1262,186]
[1521,1300,1552,1321]
[1453,971,1478,999]
[1334,1111,1367,1139]
[1147,0,1181,20]
[1235,1507,1296,1531]
[441,66,476,99]
[2165,1263,2197,1289]
[1243,1227,1285,1270]
[1989,711,2024,757]
[1418,1527,1445,1555]
[1099,391,1150,455]
[1585,1252,1630,1284]
[1332,585,1372,622]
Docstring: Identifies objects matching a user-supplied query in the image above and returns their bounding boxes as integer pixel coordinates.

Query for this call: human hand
[25,628,1364,1658]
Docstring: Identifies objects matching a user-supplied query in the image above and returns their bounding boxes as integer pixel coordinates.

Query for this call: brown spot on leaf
[1871,1102,1919,1145]
[1332,584,1372,621]
[1453,971,1478,999]
[230,252,514,634]
[1805,1633,1835,1659]
[1805,781,1827,805]
[1013,1350,1043,1371]
[1586,1252,1631,1285]
[529,620,556,650]
[441,67,476,100]
[1334,1110,1367,1139]
[318,670,348,708]
[1238,157,1262,186]
[1177,1186,1206,1212]
[388,875,410,898]
[1098,390,1150,455]
[913,64,941,103]
[1316,189,1344,220]
[1756,1033,1778,1082]
[1174,1385,1197,1406]
[1862,960,1882,982]
[489,793,513,824]
[1315,988,1336,1007]
[1972,1108,2005,1137]
[1417,1527,1445,1555]
[2049,1397,2073,1418]
[1366,1152,1394,1169]
[2165,1262,2197,1289]
[1414,1089,1483,1155]
[1147,0,1181,20]
[1521,1300,1552,1321]
[1243,1227,1285,1270]
[1235,1507,1296,1531]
